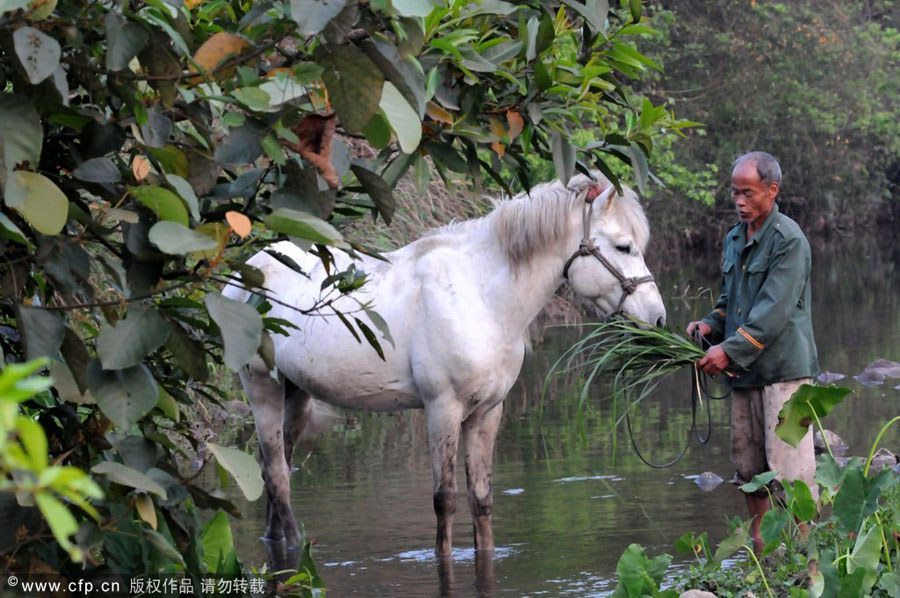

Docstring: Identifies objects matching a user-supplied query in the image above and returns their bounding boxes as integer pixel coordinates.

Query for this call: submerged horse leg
[282,381,312,470]
[462,403,503,552]
[426,398,465,556]
[239,358,301,546]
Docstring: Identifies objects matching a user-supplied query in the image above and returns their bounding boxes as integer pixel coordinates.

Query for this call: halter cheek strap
[562,184,656,318]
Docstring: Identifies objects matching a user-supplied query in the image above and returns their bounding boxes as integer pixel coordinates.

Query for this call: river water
[228,237,900,596]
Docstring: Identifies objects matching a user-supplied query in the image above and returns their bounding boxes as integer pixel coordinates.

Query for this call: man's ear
[768,182,780,200]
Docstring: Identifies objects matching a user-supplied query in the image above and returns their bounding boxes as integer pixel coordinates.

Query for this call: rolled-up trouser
[730,378,819,502]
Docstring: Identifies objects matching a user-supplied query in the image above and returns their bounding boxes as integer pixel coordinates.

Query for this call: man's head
[731,152,781,233]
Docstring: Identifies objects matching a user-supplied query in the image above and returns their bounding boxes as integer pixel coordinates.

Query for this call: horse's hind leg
[283,381,312,470]
[462,403,503,553]
[426,397,465,556]
[239,357,301,546]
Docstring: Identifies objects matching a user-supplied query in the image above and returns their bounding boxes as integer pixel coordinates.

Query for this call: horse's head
[563,176,667,327]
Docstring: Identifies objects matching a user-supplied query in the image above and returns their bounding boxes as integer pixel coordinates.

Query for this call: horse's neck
[476,209,580,334]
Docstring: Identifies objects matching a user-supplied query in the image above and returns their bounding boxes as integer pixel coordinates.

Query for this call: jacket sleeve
[720,235,809,369]
[700,288,727,343]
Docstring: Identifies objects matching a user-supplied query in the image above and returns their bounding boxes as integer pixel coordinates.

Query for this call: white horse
[224,173,666,556]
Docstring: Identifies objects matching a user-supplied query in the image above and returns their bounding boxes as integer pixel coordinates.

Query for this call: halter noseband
[562,184,655,318]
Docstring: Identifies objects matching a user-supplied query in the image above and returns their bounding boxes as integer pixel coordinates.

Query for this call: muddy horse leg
[239,357,301,546]
[283,382,312,470]
[462,403,502,553]
[426,398,464,556]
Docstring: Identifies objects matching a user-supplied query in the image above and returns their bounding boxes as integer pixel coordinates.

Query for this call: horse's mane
[490,173,650,267]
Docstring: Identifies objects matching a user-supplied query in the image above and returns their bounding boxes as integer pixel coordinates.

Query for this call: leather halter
[562,185,656,318]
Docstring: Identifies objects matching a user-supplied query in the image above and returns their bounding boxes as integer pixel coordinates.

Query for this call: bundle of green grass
[544,318,710,414]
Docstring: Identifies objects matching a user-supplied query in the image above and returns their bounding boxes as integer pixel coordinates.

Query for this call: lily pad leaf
[96,306,171,370]
[204,292,263,371]
[86,361,159,430]
[149,221,219,255]
[91,461,167,499]
[206,443,263,501]
[776,384,853,447]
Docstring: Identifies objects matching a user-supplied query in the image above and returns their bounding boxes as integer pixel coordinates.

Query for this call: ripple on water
[554,474,623,483]
[370,544,520,564]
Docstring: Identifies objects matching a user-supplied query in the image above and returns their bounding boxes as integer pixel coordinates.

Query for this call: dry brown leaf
[491,141,506,158]
[284,113,340,189]
[189,32,250,84]
[425,102,454,125]
[507,110,524,142]
[135,493,157,530]
[489,117,506,141]
[225,211,252,238]
[132,156,151,182]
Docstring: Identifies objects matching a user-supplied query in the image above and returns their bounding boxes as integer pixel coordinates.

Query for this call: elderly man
[687,151,819,554]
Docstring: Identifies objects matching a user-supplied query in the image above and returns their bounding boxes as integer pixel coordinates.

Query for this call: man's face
[731,160,778,231]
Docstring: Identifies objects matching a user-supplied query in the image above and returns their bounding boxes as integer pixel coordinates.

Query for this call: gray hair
[734,151,782,187]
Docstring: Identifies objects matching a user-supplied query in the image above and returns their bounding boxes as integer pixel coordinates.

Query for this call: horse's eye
[615,244,632,254]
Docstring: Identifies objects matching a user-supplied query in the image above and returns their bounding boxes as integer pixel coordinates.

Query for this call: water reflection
[227,239,899,596]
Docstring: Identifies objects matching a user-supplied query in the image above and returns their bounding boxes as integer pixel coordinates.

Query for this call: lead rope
[623,329,733,469]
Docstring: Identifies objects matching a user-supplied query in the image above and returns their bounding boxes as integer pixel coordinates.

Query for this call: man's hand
[698,345,730,376]
[686,321,712,338]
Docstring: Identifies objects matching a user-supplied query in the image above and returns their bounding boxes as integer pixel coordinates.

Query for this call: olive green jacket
[701,204,819,388]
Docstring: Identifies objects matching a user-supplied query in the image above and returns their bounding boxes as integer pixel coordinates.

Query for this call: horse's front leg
[425,397,464,556]
[462,402,503,552]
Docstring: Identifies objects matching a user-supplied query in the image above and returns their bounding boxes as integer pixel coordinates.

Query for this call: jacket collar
[729,203,780,250]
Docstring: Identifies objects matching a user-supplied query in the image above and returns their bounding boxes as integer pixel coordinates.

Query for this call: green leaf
[392,0,440,16]
[739,470,779,494]
[380,82,422,153]
[129,185,190,226]
[264,207,346,246]
[847,523,882,594]
[627,143,649,194]
[713,519,751,565]
[612,543,671,597]
[215,119,266,166]
[201,511,235,574]
[16,417,48,471]
[364,112,392,149]
[204,292,263,371]
[106,12,150,71]
[562,0,609,33]
[86,361,159,430]
[164,174,200,220]
[351,164,394,224]
[316,44,384,134]
[91,460,168,499]
[144,529,185,566]
[206,442,264,501]
[784,479,817,522]
[759,508,790,548]
[0,95,42,186]
[96,307,171,370]
[359,39,425,117]
[815,453,846,492]
[833,465,893,532]
[233,87,271,112]
[628,0,642,23]
[0,213,31,248]
[149,221,219,255]
[14,26,61,84]
[291,0,348,35]
[551,131,576,185]
[261,134,286,166]
[165,325,209,382]
[35,493,80,561]
[72,158,122,183]
[6,171,69,235]
[776,385,853,447]
[18,306,65,361]
[147,145,188,178]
